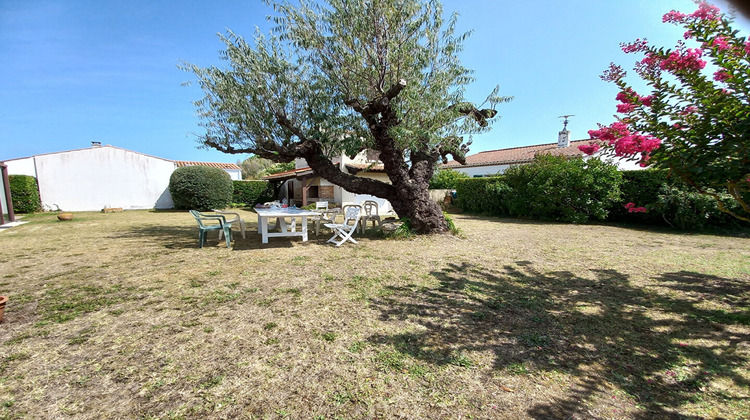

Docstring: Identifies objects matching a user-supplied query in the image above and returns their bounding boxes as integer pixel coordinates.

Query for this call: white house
[442,129,642,176]
[263,150,394,213]
[3,144,242,212]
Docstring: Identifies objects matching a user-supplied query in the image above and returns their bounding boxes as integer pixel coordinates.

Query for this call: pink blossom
[589,122,661,158]
[714,70,732,82]
[640,95,653,107]
[681,106,698,115]
[616,103,637,113]
[629,206,647,213]
[660,48,706,72]
[663,10,687,23]
[690,2,721,21]
[621,39,649,54]
[683,30,693,39]
[712,36,730,51]
[625,202,636,210]
[578,143,601,155]
[745,41,750,56]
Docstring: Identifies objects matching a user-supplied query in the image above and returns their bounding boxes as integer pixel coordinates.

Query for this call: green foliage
[454,177,511,215]
[502,155,622,223]
[611,170,743,230]
[654,185,739,230]
[387,218,415,239]
[238,156,295,179]
[232,180,274,207]
[8,175,41,213]
[609,170,672,224]
[597,4,750,221]
[169,166,233,211]
[443,212,461,236]
[429,168,469,189]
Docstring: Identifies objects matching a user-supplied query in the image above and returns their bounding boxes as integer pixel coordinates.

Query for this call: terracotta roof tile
[442,139,596,168]
[174,161,241,170]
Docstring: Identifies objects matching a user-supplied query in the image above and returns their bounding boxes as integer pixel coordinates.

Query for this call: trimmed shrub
[8,175,41,213]
[429,168,470,189]
[502,155,622,223]
[454,177,511,215]
[232,180,274,206]
[169,166,233,211]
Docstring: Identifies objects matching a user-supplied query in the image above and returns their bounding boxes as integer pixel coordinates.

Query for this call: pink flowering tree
[585,2,750,222]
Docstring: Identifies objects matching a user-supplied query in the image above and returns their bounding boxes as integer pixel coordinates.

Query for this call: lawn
[1,209,749,419]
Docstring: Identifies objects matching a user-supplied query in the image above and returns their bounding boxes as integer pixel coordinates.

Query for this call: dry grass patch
[0,209,749,419]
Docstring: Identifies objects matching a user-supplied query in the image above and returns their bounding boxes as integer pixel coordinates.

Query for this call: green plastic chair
[189,210,233,248]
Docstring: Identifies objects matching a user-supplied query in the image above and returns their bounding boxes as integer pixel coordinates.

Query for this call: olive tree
[182,0,509,233]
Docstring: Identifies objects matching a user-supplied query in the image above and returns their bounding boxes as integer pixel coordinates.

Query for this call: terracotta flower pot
[57,212,74,221]
[0,296,7,323]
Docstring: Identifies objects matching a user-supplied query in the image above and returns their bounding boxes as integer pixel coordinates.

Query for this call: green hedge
[456,155,622,223]
[232,180,274,206]
[169,166,233,211]
[502,155,622,223]
[454,164,744,230]
[454,177,511,215]
[8,175,41,213]
[429,168,470,189]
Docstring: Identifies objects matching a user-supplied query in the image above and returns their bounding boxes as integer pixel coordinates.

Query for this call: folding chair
[323,205,361,246]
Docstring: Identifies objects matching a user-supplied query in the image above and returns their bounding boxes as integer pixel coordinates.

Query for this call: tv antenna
[558,114,575,131]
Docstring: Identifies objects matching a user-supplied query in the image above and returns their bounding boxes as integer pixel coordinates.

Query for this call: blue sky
[1,0,748,164]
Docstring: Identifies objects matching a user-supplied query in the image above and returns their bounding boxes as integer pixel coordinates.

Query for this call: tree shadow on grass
[367,262,750,419]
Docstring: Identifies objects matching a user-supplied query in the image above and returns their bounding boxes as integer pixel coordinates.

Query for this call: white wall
[450,164,510,177]
[226,169,242,180]
[10,146,176,211]
[4,157,37,177]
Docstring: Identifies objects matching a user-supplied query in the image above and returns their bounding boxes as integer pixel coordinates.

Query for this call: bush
[232,180,274,206]
[502,155,622,223]
[609,170,671,224]
[8,175,41,213]
[169,166,233,211]
[429,168,470,189]
[454,177,511,216]
[610,170,743,230]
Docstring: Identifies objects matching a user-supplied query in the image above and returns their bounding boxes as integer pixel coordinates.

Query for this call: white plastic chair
[324,205,361,246]
[359,200,382,233]
[212,209,246,239]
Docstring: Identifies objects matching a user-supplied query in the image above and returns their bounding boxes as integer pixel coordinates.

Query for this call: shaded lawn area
[0,209,749,419]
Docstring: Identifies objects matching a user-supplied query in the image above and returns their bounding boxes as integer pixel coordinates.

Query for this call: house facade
[263,150,394,213]
[3,144,242,212]
[442,130,642,176]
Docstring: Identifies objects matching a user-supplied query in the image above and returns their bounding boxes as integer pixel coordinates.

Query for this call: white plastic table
[254,207,321,244]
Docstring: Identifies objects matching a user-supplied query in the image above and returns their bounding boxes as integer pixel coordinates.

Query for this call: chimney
[557,115,573,148]
[91,141,102,147]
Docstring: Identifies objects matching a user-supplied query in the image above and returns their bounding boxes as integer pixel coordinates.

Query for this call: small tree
[169,166,234,211]
[182,0,510,233]
[238,156,295,179]
[585,2,750,222]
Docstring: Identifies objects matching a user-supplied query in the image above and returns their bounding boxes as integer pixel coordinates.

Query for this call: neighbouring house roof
[262,163,386,181]
[174,160,241,170]
[442,139,596,169]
